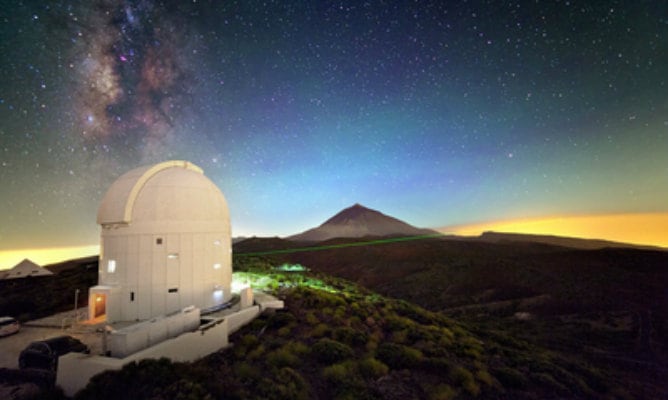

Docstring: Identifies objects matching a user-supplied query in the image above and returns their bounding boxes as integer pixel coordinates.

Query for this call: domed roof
[97,160,228,225]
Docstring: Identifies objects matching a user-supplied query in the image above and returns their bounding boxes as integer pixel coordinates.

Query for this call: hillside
[2,242,666,398]
[234,236,668,398]
[74,267,631,399]
[288,204,436,242]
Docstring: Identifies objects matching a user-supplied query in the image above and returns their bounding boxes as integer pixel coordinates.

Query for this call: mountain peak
[288,204,436,242]
[323,203,378,224]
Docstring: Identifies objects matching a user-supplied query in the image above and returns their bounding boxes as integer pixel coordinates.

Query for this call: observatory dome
[97,160,228,226]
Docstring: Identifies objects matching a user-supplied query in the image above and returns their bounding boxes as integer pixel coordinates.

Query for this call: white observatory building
[88,160,231,323]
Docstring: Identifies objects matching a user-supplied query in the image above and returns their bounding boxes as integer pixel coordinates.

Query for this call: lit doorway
[94,294,106,318]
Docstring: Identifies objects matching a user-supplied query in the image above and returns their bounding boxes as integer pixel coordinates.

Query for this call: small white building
[88,160,232,323]
[1,259,53,280]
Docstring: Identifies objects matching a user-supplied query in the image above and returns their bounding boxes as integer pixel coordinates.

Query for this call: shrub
[391,329,408,344]
[376,343,423,369]
[305,311,320,325]
[302,289,346,308]
[462,379,481,397]
[267,347,300,368]
[247,344,266,360]
[358,357,389,379]
[285,341,309,356]
[449,365,474,384]
[322,361,356,384]
[428,384,456,400]
[333,326,368,347]
[321,361,371,399]
[384,315,415,331]
[450,366,479,396]
[311,323,330,338]
[239,334,259,349]
[493,367,527,389]
[256,367,310,400]
[234,361,259,381]
[475,369,495,387]
[268,312,296,329]
[277,326,292,336]
[312,338,354,364]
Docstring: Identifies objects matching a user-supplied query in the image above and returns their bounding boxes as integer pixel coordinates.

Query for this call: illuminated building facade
[88,161,231,323]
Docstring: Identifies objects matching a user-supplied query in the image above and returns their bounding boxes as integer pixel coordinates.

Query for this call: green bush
[234,361,259,381]
[449,366,479,396]
[428,384,456,400]
[384,315,415,331]
[268,311,297,329]
[256,367,310,400]
[322,361,356,384]
[391,329,408,344]
[312,338,355,364]
[305,311,320,325]
[277,326,292,336]
[333,326,368,347]
[267,347,301,368]
[302,289,346,308]
[311,323,330,338]
[239,334,259,349]
[358,357,389,379]
[493,367,527,389]
[247,344,266,360]
[376,343,423,369]
[284,341,310,356]
[475,369,495,387]
[321,361,371,399]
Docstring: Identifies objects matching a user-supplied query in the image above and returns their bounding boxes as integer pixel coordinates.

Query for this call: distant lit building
[88,161,231,323]
[0,259,53,280]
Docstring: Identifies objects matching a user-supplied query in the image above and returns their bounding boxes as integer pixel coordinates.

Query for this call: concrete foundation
[57,292,283,397]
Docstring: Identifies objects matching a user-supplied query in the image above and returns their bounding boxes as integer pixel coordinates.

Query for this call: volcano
[288,203,437,242]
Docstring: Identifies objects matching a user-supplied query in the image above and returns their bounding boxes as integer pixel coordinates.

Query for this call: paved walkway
[0,290,280,370]
[0,310,105,370]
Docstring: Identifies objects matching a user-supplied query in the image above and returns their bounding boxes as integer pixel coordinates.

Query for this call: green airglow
[232,270,340,294]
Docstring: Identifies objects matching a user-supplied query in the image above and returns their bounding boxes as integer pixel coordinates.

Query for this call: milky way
[72,1,193,159]
[1,1,667,253]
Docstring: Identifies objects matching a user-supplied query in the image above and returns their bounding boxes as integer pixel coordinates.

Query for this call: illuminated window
[107,260,116,273]
[213,285,223,300]
[213,263,221,270]
[167,253,179,259]
[213,239,221,246]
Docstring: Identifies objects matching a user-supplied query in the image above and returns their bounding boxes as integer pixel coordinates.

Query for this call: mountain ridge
[475,231,666,251]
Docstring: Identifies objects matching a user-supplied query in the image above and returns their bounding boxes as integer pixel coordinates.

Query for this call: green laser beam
[234,233,444,257]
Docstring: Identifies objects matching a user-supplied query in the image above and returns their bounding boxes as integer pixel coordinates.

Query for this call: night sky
[1,1,667,262]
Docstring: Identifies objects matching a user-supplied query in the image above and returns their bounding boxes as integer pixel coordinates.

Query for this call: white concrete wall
[239,287,254,309]
[109,307,200,358]
[59,292,284,397]
[99,228,231,323]
[226,306,260,333]
[57,317,229,397]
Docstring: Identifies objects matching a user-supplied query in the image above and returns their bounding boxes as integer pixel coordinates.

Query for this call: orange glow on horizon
[440,213,668,248]
[0,245,99,271]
